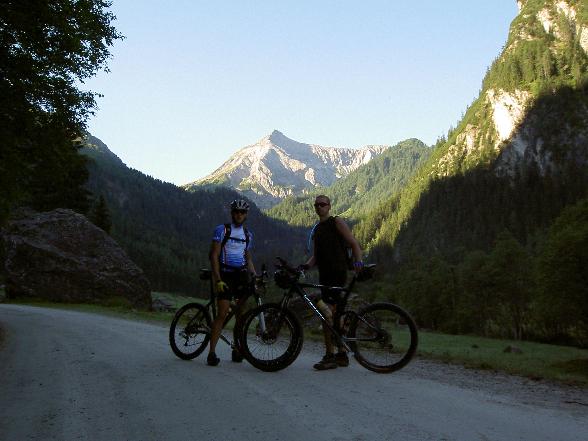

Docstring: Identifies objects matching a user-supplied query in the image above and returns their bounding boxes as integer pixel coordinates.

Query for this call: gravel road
[0,304,587,441]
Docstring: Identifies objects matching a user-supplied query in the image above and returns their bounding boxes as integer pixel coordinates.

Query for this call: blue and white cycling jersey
[212,224,253,269]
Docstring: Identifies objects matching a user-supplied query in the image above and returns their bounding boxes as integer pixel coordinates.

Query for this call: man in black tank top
[301,195,363,370]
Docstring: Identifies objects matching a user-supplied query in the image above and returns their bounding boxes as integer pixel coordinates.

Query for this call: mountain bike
[238,258,418,373]
[169,267,268,360]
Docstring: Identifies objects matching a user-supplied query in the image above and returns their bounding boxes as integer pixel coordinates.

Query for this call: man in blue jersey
[207,199,257,366]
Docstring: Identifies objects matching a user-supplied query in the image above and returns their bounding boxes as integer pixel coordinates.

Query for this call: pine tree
[0,1,123,223]
[91,195,112,234]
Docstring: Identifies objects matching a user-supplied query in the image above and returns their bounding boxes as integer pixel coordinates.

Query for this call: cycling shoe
[231,349,244,363]
[207,352,220,366]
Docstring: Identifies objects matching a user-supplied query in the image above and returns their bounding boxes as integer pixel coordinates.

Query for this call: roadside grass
[2,294,587,385]
[151,291,207,309]
[3,292,207,325]
[417,331,588,385]
[5,298,177,324]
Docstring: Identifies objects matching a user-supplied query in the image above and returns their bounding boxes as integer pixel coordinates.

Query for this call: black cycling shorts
[218,270,250,301]
[319,269,347,306]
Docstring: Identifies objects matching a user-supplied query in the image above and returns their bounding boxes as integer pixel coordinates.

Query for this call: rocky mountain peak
[267,129,286,142]
[184,131,392,209]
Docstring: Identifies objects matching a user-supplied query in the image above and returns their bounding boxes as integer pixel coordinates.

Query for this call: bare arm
[209,241,222,283]
[303,233,318,269]
[334,217,362,263]
[245,250,256,275]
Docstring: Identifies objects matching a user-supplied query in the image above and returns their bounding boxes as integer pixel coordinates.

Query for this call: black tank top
[314,216,348,273]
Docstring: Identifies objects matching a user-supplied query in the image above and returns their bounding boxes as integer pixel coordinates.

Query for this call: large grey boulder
[1,208,151,309]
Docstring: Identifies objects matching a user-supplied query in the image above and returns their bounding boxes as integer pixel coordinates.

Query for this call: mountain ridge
[184,130,391,208]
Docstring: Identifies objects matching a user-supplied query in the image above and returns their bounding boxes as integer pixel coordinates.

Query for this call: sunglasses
[232,209,248,215]
[314,202,329,208]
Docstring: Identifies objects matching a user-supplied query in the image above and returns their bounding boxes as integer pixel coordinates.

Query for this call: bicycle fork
[257,295,267,333]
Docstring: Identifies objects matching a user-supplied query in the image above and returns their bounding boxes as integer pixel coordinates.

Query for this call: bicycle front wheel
[349,302,418,373]
[169,303,211,360]
[239,303,303,372]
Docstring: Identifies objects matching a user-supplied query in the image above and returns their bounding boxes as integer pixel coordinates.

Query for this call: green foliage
[0,1,123,223]
[535,198,588,346]
[417,330,588,384]
[370,198,588,346]
[392,256,458,332]
[487,231,534,340]
[458,250,498,335]
[484,0,588,94]
[89,195,112,234]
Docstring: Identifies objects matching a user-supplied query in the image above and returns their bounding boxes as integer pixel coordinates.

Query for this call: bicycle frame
[277,277,356,352]
[273,272,387,353]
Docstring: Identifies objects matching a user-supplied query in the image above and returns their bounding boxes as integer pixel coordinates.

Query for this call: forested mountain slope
[358,0,588,344]
[82,135,306,295]
[267,139,430,227]
[366,0,588,259]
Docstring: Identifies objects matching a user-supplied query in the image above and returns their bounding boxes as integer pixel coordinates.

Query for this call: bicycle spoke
[169,303,211,360]
[245,311,291,361]
[351,303,417,372]
[240,304,303,371]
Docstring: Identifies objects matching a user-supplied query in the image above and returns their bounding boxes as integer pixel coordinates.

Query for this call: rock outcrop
[1,208,151,309]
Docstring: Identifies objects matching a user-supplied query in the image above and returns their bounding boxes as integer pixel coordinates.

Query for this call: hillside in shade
[82,135,306,295]
[349,0,588,344]
[364,0,588,261]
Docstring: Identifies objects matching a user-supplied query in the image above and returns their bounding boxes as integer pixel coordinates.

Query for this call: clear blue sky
[85,0,518,185]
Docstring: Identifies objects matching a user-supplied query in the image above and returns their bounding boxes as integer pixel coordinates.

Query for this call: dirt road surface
[1,304,587,441]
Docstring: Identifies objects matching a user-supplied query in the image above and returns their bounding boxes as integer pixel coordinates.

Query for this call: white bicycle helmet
[230,199,250,211]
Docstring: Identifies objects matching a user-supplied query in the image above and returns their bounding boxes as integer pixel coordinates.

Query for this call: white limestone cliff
[486,89,532,145]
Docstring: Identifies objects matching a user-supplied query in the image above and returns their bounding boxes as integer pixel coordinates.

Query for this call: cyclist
[300,195,363,370]
[207,199,257,366]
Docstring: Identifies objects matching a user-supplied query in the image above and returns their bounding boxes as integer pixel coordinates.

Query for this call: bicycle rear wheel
[169,303,211,360]
[349,302,418,373]
[239,303,303,372]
